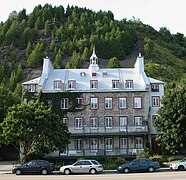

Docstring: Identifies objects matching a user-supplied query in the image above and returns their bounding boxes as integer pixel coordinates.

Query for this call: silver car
[60,160,103,175]
[169,159,186,170]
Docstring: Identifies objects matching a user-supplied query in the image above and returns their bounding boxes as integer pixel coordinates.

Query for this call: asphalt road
[0,170,186,180]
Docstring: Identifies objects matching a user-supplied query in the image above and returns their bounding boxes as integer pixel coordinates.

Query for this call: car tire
[15,169,22,175]
[64,168,71,175]
[123,168,130,173]
[89,168,97,174]
[41,169,48,175]
[148,167,154,172]
[178,165,184,171]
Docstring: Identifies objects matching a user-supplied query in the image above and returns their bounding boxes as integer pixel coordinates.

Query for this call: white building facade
[22,49,164,158]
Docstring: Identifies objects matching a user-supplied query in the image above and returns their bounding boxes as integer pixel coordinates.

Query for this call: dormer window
[54,80,62,90]
[151,84,159,92]
[90,80,98,89]
[126,80,133,89]
[68,80,76,89]
[112,80,119,89]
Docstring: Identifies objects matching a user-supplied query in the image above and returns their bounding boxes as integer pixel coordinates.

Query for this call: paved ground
[0,161,15,173]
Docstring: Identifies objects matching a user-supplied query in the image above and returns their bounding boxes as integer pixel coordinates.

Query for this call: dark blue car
[117,158,160,173]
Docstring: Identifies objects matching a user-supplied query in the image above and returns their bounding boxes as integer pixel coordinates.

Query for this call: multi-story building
[22,48,164,158]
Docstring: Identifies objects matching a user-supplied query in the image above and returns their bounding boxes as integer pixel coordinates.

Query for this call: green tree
[82,47,90,62]
[44,20,50,36]
[26,41,32,59]
[155,83,186,154]
[0,101,70,162]
[9,72,17,91]
[53,49,63,69]
[16,63,23,82]
[71,50,82,68]
[107,57,120,68]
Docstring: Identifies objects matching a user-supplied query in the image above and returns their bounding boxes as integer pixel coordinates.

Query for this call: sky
[0,0,186,36]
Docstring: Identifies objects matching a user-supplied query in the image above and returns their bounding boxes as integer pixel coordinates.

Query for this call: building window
[119,116,128,131]
[90,97,98,109]
[133,97,142,109]
[151,84,159,92]
[63,117,68,125]
[135,137,143,148]
[76,139,82,151]
[68,80,76,89]
[105,138,113,151]
[152,96,160,107]
[54,80,62,90]
[90,117,98,129]
[61,98,68,109]
[90,138,98,151]
[90,80,98,89]
[105,117,113,128]
[104,97,113,109]
[134,116,143,126]
[126,80,133,89]
[76,97,83,109]
[120,138,127,148]
[118,97,127,109]
[152,115,157,127]
[75,117,83,129]
[27,84,36,92]
[112,80,119,89]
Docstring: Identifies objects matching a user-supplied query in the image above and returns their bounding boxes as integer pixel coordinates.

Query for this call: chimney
[134,53,144,72]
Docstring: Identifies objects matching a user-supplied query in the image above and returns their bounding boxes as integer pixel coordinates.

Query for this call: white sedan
[60,160,103,175]
[170,159,186,170]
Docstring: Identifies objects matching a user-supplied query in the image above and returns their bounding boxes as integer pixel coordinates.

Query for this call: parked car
[169,159,186,170]
[60,159,103,175]
[117,158,160,173]
[12,160,54,175]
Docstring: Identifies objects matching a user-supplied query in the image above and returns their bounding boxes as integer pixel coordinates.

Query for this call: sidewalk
[0,161,14,174]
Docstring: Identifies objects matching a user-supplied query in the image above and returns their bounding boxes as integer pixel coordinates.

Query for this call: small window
[134,116,143,126]
[90,80,98,89]
[105,117,113,128]
[92,72,97,76]
[105,138,113,151]
[104,97,113,109]
[61,98,68,109]
[76,139,82,151]
[75,117,83,129]
[118,97,127,109]
[90,97,98,109]
[68,80,76,89]
[151,84,159,92]
[112,80,119,89]
[152,96,160,107]
[54,80,62,90]
[63,117,68,125]
[126,80,133,89]
[76,97,83,109]
[133,97,142,109]
[90,117,98,129]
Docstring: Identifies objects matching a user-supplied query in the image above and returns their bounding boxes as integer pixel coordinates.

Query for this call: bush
[136,149,152,159]
[115,157,126,166]
[149,154,163,166]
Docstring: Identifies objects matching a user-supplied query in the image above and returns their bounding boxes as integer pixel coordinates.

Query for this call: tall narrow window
[90,97,98,109]
[105,117,113,128]
[120,138,127,148]
[119,117,128,131]
[126,80,133,89]
[76,139,82,151]
[134,116,143,126]
[90,80,98,89]
[105,138,113,151]
[90,117,98,129]
[135,137,143,148]
[68,80,76,89]
[105,97,113,109]
[90,138,98,151]
[133,97,142,109]
[75,117,83,129]
[152,96,160,107]
[61,98,68,109]
[112,80,119,89]
[76,97,83,109]
[118,97,127,109]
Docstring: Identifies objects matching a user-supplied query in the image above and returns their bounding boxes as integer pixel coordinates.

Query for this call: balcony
[68,125,148,135]
[58,148,144,157]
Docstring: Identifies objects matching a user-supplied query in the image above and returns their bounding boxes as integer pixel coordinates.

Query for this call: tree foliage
[154,83,186,154]
[0,101,70,162]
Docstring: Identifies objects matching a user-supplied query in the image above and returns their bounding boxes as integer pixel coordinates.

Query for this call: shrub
[115,157,126,166]
[149,154,163,165]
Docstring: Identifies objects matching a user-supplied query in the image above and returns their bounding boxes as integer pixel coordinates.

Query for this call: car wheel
[41,169,48,175]
[148,167,154,172]
[178,165,184,171]
[15,169,22,175]
[123,168,130,173]
[89,168,97,174]
[64,168,71,175]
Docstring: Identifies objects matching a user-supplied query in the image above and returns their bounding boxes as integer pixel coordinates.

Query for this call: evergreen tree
[16,63,23,82]
[107,57,120,68]
[44,20,50,36]
[9,72,17,91]
[53,49,63,69]
[26,41,32,59]
[82,47,90,62]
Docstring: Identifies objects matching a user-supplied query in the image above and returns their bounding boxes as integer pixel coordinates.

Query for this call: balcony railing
[68,125,148,134]
[58,148,144,157]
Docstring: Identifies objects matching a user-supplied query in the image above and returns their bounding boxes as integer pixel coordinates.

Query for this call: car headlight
[118,166,122,169]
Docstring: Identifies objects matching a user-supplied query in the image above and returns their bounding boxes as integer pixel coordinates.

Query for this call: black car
[12,160,54,175]
[117,158,160,173]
